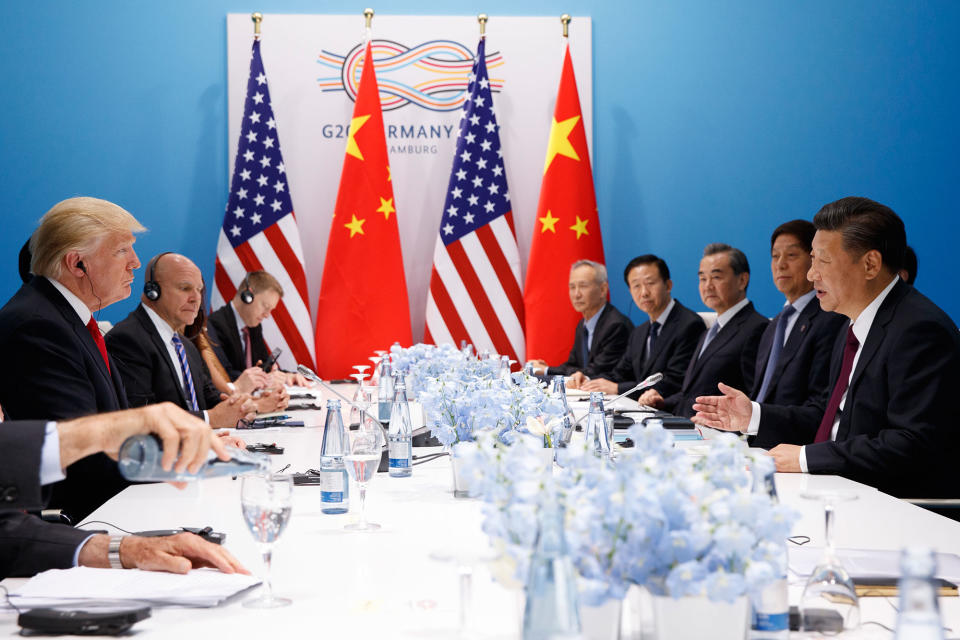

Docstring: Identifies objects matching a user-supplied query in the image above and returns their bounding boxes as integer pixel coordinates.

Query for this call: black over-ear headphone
[238,273,254,304]
[143,252,172,302]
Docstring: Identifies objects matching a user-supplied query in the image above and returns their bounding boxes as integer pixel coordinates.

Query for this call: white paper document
[11,567,260,608]
[789,547,960,584]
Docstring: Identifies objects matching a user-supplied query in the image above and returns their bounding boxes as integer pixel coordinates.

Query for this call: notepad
[10,567,260,608]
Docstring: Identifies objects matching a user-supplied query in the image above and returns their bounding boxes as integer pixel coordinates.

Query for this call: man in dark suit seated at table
[0,197,144,522]
[106,253,269,428]
[643,244,768,418]
[569,255,705,401]
[528,259,633,380]
[693,197,960,498]
[207,270,309,387]
[0,404,248,578]
[748,220,846,448]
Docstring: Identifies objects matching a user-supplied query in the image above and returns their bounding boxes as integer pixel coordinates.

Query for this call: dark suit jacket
[106,304,221,413]
[663,301,768,418]
[608,300,706,399]
[0,421,98,579]
[749,298,847,448]
[0,277,130,522]
[758,281,960,498]
[207,303,270,380]
[547,303,633,379]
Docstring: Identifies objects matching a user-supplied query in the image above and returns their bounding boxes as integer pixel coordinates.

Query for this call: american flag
[424,38,524,361]
[213,38,315,370]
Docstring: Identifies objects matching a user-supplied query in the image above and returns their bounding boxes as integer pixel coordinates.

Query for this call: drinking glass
[799,490,860,632]
[344,402,385,531]
[349,374,368,427]
[241,473,294,608]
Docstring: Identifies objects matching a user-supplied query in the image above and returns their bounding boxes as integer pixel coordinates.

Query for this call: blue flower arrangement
[458,424,798,606]
[390,343,565,446]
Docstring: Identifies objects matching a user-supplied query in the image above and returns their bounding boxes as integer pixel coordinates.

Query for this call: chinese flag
[315,41,412,378]
[523,43,605,364]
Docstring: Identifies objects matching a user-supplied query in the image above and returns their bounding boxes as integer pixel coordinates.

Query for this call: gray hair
[703,243,750,277]
[570,259,607,285]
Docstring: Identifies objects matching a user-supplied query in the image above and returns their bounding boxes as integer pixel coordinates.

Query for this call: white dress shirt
[47,277,93,326]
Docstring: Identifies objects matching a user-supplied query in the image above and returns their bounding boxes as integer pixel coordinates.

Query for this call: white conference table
[2,388,960,639]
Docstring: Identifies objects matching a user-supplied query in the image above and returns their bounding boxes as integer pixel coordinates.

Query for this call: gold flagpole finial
[560,14,571,38]
[251,12,263,37]
[478,14,488,37]
[364,8,374,29]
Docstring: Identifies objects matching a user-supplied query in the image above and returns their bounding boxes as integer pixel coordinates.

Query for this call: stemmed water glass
[344,401,385,531]
[799,490,861,632]
[349,374,368,427]
[241,473,294,608]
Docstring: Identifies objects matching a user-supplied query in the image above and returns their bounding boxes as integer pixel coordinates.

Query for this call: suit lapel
[752,319,777,393]
[135,305,189,407]
[585,306,612,366]
[683,303,752,392]
[37,278,113,385]
[770,301,818,380]
[223,305,245,367]
[633,322,652,375]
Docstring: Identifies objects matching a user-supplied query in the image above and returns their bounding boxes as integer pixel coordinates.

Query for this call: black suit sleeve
[805,318,960,484]
[612,330,642,393]
[106,328,158,408]
[0,421,48,512]
[0,512,94,578]
[4,316,101,420]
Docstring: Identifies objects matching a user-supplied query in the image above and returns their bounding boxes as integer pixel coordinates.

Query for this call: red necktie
[813,327,859,443]
[86,317,111,374]
[242,327,253,369]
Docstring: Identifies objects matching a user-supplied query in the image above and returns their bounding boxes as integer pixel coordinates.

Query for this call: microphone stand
[297,365,393,472]
[570,372,664,429]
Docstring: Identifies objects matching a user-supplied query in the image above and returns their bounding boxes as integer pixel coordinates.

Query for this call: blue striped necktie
[171,334,200,411]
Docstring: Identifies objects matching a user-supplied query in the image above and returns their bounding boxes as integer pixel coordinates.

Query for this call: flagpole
[478,13,487,39]
[561,13,571,38]
[364,7,374,43]
[251,12,262,40]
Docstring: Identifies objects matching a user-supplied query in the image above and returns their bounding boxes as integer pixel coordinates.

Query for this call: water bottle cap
[326,398,341,409]
[900,546,936,576]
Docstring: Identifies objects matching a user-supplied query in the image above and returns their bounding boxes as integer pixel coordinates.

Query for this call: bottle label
[321,470,344,502]
[751,611,789,631]
[389,457,410,469]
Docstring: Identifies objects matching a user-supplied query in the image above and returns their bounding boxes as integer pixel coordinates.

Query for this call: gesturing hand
[690,382,752,432]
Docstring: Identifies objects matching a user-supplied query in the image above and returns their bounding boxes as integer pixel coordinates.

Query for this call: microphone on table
[571,371,664,429]
[296,364,390,443]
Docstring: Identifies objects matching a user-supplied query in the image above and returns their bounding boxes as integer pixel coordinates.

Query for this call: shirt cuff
[203,410,209,424]
[799,446,808,473]
[745,402,761,436]
[72,533,101,567]
[40,421,67,485]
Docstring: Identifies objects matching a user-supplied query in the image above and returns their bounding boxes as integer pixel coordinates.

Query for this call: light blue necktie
[755,305,796,403]
[697,321,720,360]
[171,334,200,411]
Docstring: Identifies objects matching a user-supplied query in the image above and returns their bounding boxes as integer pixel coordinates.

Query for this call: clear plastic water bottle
[118,435,268,481]
[584,391,611,455]
[388,381,413,478]
[499,355,512,383]
[320,399,350,514]
[550,376,575,446]
[894,547,944,640]
[750,456,789,639]
[522,497,581,640]
[377,356,394,422]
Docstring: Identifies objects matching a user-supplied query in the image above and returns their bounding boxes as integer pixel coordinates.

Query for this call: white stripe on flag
[489,216,523,285]
[458,232,524,359]
[431,240,495,353]
[424,291,455,347]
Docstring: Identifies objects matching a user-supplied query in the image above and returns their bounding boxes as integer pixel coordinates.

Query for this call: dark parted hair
[812,197,906,273]
[703,242,750,291]
[902,246,917,285]
[623,254,670,284]
[771,219,816,252]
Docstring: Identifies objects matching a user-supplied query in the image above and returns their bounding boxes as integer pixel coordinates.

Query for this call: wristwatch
[108,535,125,569]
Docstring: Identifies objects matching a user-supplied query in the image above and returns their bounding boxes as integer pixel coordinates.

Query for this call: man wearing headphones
[105,253,280,427]
[207,271,310,387]
[0,197,144,521]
